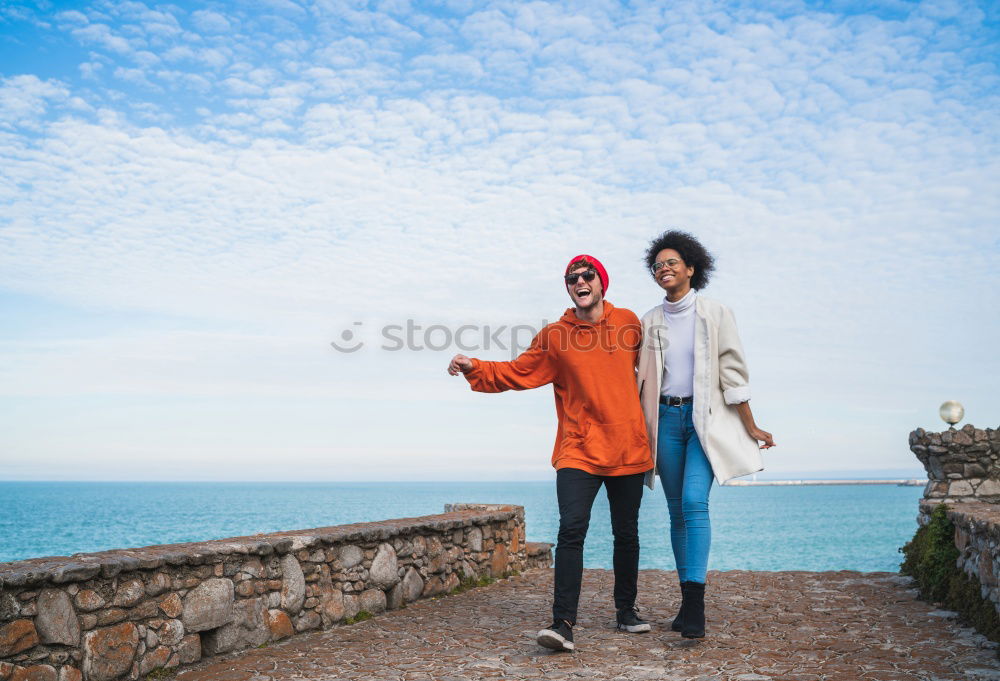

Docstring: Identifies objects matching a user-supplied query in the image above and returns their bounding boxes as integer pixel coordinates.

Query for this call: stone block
[458,560,477,580]
[112,580,144,608]
[58,667,81,681]
[35,590,80,647]
[95,609,127,626]
[279,556,306,615]
[342,595,360,620]
[176,635,200,665]
[181,578,234,633]
[318,584,344,626]
[157,620,184,647]
[490,543,509,577]
[138,646,171,677]
[467,527,483,552]
[387,582,404,610]
[401,569,424,603]
[240,559,265,578]
[10,666,56,681]
[370,544,399,589]
[948,480,975,497]
[144,574,171,597]
[965,463,989,478]
[976,478,1000,497]
[979,553,996,586]
[421,576,444,598]
[157,593,182,619]
[201,597,268,656]
[293,611,320,633]
[266,610,293,640]
[82,622,138,681]
[339,546,364,569]
[0,594,18,620]
[0,620,39,657]
[128,600,158,621]
[359,589,386,614]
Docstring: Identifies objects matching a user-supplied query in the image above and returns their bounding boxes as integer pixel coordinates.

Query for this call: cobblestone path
[176,569,1000,681]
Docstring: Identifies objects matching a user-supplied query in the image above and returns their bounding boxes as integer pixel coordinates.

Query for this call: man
[447,255,654,652]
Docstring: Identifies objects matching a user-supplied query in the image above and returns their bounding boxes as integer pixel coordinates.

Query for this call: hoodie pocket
[582,420,651,469]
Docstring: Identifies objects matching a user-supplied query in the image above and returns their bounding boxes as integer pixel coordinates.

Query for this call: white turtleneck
[661,288,696,398]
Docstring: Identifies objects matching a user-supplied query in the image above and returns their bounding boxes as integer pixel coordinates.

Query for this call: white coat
[637,296,764,489]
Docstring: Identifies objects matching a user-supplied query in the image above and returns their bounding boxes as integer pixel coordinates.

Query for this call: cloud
[0,75,69,129]
[191,10,232,34]
[0,0,997,479]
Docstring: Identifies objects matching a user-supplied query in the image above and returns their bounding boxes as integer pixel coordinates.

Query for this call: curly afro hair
[643,230,715,291]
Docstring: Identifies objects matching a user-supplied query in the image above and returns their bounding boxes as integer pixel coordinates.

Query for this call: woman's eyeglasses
[650,258,682,273]
[564,270,597,285]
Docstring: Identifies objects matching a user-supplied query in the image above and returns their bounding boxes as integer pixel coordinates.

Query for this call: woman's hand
[735,402,775,449]
[750,427,775,449]
[448,354,473,376]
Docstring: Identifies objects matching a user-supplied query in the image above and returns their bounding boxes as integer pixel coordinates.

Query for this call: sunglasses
[564,270,597,285]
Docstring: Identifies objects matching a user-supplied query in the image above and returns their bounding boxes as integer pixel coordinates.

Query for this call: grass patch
[450,574,497,595]
[145,669,175,681]
[900,503,1000,643]
[344,610,373,625]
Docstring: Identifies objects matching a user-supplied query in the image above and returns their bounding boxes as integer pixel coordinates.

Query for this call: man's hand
[448,354,474,376]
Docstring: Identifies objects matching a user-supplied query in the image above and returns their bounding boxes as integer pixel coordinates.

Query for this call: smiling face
[566,264,603,309]
[652,248,695,297]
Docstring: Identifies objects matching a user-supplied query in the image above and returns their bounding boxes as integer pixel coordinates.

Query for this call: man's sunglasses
[564,270,597,285]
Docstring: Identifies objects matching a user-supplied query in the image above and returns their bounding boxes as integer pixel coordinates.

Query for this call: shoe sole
[617,623,651,633]
[536,630,575,651]
[681,631,705,639]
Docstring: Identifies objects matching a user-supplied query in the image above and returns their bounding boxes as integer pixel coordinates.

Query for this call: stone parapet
[922,501,1000,608]
[524,542,553,570]
[910,424,1000,505]
[0,504,529,681]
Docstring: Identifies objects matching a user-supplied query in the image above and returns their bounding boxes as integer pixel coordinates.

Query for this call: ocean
[0,481,923,572]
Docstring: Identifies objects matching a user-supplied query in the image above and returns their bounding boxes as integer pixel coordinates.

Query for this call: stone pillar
[910,424,1000,507]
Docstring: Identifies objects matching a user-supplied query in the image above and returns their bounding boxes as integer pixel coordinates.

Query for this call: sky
[0,0,997,482]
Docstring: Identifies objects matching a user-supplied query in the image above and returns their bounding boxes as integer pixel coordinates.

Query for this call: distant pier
[726,479,924,486]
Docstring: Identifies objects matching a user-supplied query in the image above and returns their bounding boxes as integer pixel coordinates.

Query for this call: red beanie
[566,254,609,295]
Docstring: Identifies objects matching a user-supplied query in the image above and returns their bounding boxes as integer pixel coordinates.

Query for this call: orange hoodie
[464,301,653,476]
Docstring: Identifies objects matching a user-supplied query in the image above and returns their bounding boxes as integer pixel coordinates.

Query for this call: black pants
[552,467,645,624]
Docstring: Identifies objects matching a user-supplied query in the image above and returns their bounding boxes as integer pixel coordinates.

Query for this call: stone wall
[911,424,1000,618]
[0,504,550,681]
[920,501,1000,614]
[910,424,1000,507]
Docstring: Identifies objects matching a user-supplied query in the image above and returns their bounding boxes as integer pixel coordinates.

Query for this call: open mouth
[575,287,592,297]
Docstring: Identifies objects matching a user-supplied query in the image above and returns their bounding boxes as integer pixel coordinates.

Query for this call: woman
[636,230,775,639]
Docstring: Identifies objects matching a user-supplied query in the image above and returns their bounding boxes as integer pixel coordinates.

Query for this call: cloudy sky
[1,0,997,482]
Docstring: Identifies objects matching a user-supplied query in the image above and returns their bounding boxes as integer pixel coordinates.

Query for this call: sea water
[0,481,922,571]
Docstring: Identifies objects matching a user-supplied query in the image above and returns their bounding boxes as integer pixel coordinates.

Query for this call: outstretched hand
[448,354,473,376]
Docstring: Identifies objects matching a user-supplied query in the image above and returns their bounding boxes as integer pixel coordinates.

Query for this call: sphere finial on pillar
[939,400,964,429]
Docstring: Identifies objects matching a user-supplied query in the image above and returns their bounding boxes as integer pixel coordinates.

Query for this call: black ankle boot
[681,581,705,639]
[671,581,689,632]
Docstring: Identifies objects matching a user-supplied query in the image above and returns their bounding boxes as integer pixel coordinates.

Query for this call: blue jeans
[656,402,714,584]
